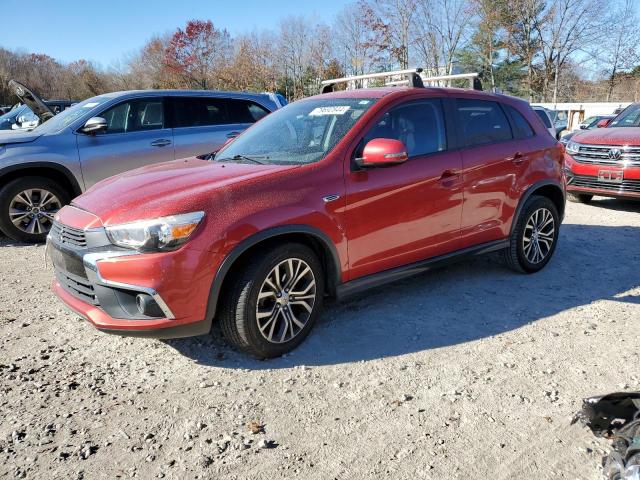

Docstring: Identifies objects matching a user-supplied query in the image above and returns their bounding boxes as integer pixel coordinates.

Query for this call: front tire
[0,177,70,243]
[567,192,593,204]
[219,243,324,359]
[503,195,560,273]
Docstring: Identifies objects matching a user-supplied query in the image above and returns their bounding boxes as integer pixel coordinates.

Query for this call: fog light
[135,293,164,317]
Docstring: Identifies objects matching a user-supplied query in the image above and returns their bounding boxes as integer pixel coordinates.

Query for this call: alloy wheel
[522,207,555,264]
[9,188,61,235]
[255,258,317,344]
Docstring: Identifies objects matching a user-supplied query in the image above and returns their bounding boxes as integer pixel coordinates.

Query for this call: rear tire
[218,243,324,359]
[0,176,70,243]
[567,192,593,204]
[503,195,560,273]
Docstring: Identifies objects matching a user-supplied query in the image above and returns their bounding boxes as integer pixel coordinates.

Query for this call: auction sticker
[309,106,351,116]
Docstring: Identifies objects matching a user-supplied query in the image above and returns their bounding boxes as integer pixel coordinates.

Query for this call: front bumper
[48,207,215,338]
[565,153,640,199]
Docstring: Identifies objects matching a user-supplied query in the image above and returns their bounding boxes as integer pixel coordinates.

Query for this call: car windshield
[34,95,112,133]
[609,104,640,127]
[215,97,378,165]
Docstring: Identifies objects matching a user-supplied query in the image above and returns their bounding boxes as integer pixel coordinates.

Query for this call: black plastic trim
[335,239,509,299]
[0,162,82,196]
[203,225,342,330]
[96,320,211,339]
[510,179,566,233]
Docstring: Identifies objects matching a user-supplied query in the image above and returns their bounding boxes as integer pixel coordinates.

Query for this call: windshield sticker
[83,102,100,108]
[359,100,371,105]
[309,106,351,116]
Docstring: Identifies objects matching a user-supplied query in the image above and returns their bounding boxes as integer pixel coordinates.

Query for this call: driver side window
[356,99,447,159]
[99,98,165,134]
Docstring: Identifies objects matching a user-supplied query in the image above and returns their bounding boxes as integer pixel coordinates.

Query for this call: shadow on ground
[167,222,640,369]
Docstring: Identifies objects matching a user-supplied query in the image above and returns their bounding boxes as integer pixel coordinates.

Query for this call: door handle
[226,131,241,139]
[439,169,460,186]
[151,139,172,147]
[507,151,526,164]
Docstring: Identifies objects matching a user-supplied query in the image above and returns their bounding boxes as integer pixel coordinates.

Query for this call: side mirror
[80,116,107,134]
[597,119,611,128]
[356,138,408,168]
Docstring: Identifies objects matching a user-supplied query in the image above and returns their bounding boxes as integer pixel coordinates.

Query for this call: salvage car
[565,102,640,203]
[48,69,566,358]
[0,83,282,242]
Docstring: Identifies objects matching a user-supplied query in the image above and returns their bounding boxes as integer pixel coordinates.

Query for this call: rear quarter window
[506,105,535,138]
[534,109,553,128]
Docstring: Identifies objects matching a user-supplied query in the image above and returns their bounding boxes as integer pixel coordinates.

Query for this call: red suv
[48,86,565,358]
[565,103,640,203]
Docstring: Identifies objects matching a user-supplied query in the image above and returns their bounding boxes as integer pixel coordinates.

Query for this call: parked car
[0,106,13,115]
[560,114,616,145]
[564,102,640,203]
[48,76,565,358]
[0,85,282,242]
[532,106,556,138]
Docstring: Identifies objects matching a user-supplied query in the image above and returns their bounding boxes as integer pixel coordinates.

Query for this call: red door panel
[345,150,464,280]
[459,139,529,246]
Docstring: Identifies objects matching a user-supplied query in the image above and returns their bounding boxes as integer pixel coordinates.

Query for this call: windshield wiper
[215,154,269,165]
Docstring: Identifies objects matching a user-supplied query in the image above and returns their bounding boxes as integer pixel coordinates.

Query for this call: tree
[599,0,640,101]
[414,0,474,80]
[334,2,383,76]
[365,0,418,69]
[164,20,232,89]
[536,0,605,102]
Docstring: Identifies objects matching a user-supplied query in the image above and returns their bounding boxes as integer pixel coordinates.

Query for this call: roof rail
[321,68,424,93]
[320,69,482,93]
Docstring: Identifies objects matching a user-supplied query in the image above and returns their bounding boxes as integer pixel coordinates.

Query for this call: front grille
[569,174,640,194]
[51,221,87,247]
[573,144,640,167]
[55,269,99,305]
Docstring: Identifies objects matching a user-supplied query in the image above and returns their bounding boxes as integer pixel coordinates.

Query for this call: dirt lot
[1,198,639,480]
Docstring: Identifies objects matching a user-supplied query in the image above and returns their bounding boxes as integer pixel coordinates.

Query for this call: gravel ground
[0,197,639,480]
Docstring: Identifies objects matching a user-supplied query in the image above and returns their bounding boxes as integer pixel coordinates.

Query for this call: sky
[0,0,348,68]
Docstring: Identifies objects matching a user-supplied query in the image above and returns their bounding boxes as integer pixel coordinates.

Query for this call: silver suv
[0,85,283,242]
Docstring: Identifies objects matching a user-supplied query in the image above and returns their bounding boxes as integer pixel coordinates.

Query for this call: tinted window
[361,99,446,158]
[172,97,227,128]
[534,109,552,128]
[457,99,512,146]
[227,99,270,124]
[506,105,535,138]
[609,104,640,127]
[100,98,164,134]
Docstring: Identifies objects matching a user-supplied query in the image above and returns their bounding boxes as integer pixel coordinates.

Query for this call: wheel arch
[204,225,342,329]
[0,163,82,198]
[511,180,565,234]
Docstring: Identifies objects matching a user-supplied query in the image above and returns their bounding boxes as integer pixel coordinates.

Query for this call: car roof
[306,86,521,101]
[100,89,273,99]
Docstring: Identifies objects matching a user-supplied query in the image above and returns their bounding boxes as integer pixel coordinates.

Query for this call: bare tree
[536,0,605,102]
[334,2,382,76]
[367,0,418,69]
[598,0,640,101]
[414,0,474,78]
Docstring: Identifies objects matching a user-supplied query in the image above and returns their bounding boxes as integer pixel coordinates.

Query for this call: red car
[565,103,640,202]
[48,84,565,358]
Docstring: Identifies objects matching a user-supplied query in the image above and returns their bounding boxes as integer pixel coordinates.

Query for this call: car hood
[0,129,42,145]
[73,158,297,225]
[8,80,55,123]
[572,127,640,146]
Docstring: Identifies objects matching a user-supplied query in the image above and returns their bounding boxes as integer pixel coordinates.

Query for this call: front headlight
[105,211,204,252]
[565,141,580,155]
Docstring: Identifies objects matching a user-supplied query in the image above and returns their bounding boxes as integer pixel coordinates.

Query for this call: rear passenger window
[227,99,270,124]
[506,105,535,138]
[456,99,512,147]
[172,97,228,128]
[360,99,446,158]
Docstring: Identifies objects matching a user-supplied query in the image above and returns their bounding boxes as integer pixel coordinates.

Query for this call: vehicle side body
[49,87,565,341]
[0,89,280,241]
